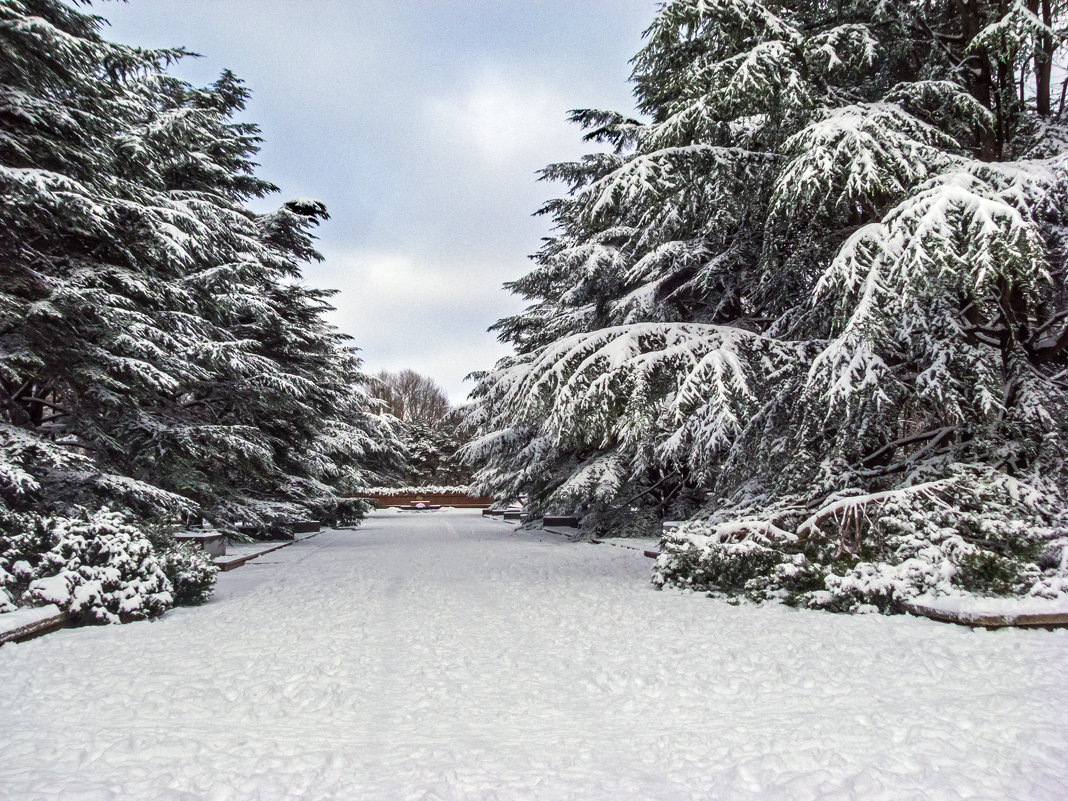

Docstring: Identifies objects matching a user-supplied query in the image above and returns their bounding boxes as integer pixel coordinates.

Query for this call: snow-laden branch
[796,480,951,539]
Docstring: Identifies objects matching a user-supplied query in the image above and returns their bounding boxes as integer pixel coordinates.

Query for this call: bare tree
[372,369,451,426]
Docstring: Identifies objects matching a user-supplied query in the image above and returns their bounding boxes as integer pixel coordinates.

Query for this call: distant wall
[355,491,495,509]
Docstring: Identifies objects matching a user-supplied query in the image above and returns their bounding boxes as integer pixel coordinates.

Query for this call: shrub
[157,542,218,606]
[19,509,174,624]
[654,467,1064,613]
[654,525,784,594]
[953,551,1021,596]
[143,523,219,606]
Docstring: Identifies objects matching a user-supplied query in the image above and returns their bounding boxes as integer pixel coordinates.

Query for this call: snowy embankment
[1,509,1066,800]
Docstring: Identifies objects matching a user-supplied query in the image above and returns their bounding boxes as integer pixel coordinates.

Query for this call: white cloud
[424,69,583,169]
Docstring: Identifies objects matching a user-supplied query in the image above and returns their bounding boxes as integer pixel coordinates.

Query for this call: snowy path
[1,509,1067,801]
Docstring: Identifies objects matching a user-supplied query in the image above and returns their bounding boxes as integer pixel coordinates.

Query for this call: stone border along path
[213,529,322,572]
[0,529,325,646]
[0,605,70,647]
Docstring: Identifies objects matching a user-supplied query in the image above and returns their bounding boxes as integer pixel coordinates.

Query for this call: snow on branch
[968,1,1064,61]
[796,480,951,539]
[809,168,1049,417]
[804,24,878,74]
[772,104,958,224]
[474,323,799,485]
[577,145,773,222]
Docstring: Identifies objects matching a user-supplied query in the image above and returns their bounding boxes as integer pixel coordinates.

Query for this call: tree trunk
[1036,0,1054,115]
[952,0,1000,159]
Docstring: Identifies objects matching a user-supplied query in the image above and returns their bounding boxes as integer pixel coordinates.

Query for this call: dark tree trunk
[952,0,1000,159]
[1035,0,1054,115]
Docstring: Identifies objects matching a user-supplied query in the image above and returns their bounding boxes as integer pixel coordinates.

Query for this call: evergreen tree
[0,0,399,619]
[371,370,473,487]
[468,0,1068,608]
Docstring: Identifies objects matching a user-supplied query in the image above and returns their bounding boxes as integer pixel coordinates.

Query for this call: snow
[1,509,1066,800]
[358,485,473,495]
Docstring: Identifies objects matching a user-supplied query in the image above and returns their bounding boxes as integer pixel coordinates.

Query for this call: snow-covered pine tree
[0,0,399,619]
[468,0,1068,609]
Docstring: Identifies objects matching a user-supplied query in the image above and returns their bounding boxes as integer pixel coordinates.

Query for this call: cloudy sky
[99,0,657,401]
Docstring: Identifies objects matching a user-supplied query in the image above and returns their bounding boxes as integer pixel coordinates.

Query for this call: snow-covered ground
[1,509,1066,801]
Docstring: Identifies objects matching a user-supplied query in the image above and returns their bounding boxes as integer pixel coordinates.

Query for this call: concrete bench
[174,530,227,557]
[543,515,579,528]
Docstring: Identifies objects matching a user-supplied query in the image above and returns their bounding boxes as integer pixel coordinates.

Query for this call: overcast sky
[98,0,656,401]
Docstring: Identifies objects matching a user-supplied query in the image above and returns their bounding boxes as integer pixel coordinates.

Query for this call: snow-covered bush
[0,509,54,614]
[653,520,824,602]
[144,524,219,607]
[155,544,216,607]
[653,537,785,595]
[3,509,174,625]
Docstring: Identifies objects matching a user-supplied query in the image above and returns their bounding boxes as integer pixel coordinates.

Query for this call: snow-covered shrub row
[654,466,1067,611]
[0,1,402,617]
[466,0,1068,608]
[0,508,219,624]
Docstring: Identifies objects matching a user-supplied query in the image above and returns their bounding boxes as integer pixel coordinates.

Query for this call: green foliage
[401,419,473,487]
[157,542,217,607]
[143,522,218,606]
[579,503,663,539]
[953,551,1021,596]
[681,544,782,595]
[314,497,371,529]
